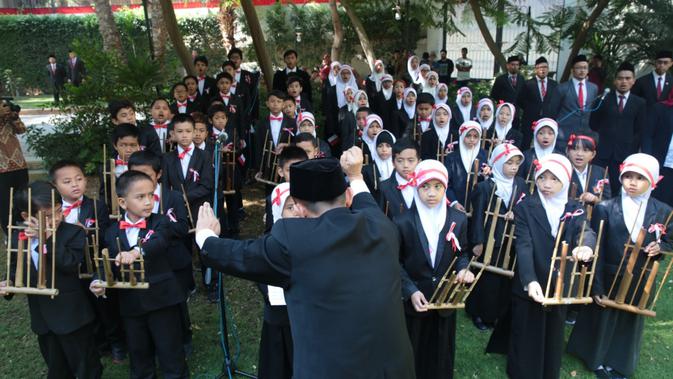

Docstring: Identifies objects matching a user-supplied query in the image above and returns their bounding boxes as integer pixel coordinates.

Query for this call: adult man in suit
[195,147,415,379]
[550,54,599,146]
[65,50,86,87]
[590,62,647,195]
[632,50,673,106]
[272,49,312,104]
[46,54,66,104]
[517,56,558,150]
[490,55,525,107]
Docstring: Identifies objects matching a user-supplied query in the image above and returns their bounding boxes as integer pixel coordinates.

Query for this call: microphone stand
[212,136,257,379]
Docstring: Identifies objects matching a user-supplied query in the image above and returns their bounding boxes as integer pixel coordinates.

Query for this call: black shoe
[472,316,489,331]
[608,369,627,379]
[594,367,611,379]
[110,343,127,364]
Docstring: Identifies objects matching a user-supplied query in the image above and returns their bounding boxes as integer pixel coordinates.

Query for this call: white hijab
[489,143,524,206]
[435,83,448,105]
[363,114,383,157]
[532,118,558,160]
[458,121,482,174]
[418,64,431,87]
[328,61,340,86]
[369,59,386,92]
[403,87,417,119]
[336,65,358,108]
[407,56,421,84]
[455,87,473,123]
[381,74,394,100]
[432,103,452,147]
[477,98,494,131]
[297,112,317,137]
[494,102,515,141]
[355,89,370,109]
[421,71,439,98]
[344,86,358,115]
[619,153,661,242]
[412,160,449,266]
[534,154,572,237]
[372,130,396,180]
[271,182,292,223]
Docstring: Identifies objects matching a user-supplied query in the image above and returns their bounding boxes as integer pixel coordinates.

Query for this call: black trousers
[37,322,103,379]
[653,167,673,208]
[258,322,293,379]
[0,168,28,234]
[124,305,187,379]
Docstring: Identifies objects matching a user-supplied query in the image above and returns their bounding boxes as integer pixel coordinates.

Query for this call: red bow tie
[269,115,283,121]
[177,101,187,107]
[119,220,146,230]
[220,93,230,99]
[63,200,82,217]
[153,123,168,129]
[188,95,196,101]
[198,75,206,80]
[178,146,192,159]
[397,173,418,190]
[115,159,127,166]
[419,117,432,122]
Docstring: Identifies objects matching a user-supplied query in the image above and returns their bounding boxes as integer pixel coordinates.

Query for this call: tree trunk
[560,0,610,81]
[218,0,237,50]
[92,0,126,61]
[468,0,507,73]
[159,0,195,75]
[341,0,376,70]
[240,0,274,92]
[329,0,343,61]
[148,0,168,64]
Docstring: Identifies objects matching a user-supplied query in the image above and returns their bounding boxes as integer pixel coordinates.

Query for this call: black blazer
[395,204,469,315]
[321,84,339,141]
[272,68,312,104]
[517,77,558,131]
[338,107,358,153]
[362,163,385,202]
[443,148,488,206]
[591,195,673,296]
[513,195,596,299]
[74,196,111,274]
[450,103,477,131]
[209,93,246,132]
[642,102,673,165]
[632,72,673,106]
[102,214,185,317]
[7,223,95,335]
[490,73,525,106]
[483,126,524,150]
[46,63,66,86]
[294,96,313,113]
[157,186,191,271]
[420,127,456,161]
[170,100,202,116]
[568,164,611,202]
[198,75,217,97]
[590,92,647,162]
[200,192,414,378]
[378,174,414,220]
[254,116,295,171]
[162,146,214,211]
[516,147,564,183]
[65,58,86,85]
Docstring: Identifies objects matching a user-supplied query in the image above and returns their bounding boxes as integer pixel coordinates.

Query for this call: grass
[11,95,55,110]
[1,182,673,378]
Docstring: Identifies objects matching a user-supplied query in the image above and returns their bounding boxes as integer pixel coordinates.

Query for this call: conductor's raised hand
[340,146,364,181]
[410,290,428,312]
[196,202,221,236]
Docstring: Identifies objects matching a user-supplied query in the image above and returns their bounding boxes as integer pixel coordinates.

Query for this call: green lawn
[2,183,673,378]
[12,95,56,110]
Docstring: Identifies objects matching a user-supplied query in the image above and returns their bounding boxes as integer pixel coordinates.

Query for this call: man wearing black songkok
[194,147,415,379]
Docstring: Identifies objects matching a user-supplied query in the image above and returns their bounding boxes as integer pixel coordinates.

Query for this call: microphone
[598,88,610,101]
[217,131,229,144]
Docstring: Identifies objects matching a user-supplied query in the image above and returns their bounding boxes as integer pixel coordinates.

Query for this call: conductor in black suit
[517,56,558,150]
[590,62,647,195]
[632,50,673,106]
[65,50,86,87]
[490,55,525,107]
[272,49,312,104]
[46,54,66,104]
[195,147,415,379]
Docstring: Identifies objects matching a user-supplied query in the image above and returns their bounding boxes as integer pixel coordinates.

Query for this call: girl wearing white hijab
[344,86,358,116]
[489,101,523,148]
[355,90,370,109]
[362,114,383,161]
[508,153,596,379]
[421,71,439,98]
[476,98,494,131]
[420,103,453,161]
[367,59,386,93]
[381,74,394,101]
[402,87,417,121]
[465,142,528,331]
[297,111,332,157]
[394,158,474,379]
[328,61,340,86]
[567,153,673,378]
[435,83,449,105]
[519,118,558,185]
[453,87,475,127]
[407,55,421,84]
[418,64,431,87]
[444,121,486,212]
[335,65,358,108]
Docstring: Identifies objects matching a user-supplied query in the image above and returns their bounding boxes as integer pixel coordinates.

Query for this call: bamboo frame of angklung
[179,184,197,234]
[426,255,486,310]
[470,185,519,278]
[221,127,237,196]
[4,187,59,297]
[256,128,291,186]
[78,196,101,279]
[102,144,121,220]
[93,237,148,289]
[463,158,480,218]
[601,211,673,317]
[540,219,604,306]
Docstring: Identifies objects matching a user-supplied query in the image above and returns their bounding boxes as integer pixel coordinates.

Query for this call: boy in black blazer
[1,181,102,378]
[378,138,420,219]
[90,171,188,378]
[194,55,217,97]
[171,82,201,116]
[109,99,162,156]
[210,72,245,131]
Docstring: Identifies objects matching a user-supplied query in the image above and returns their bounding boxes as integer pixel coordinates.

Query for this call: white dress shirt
[123,214,144,248]
[62,197,83,225]
[178,143,194,179]
[269,114,283,146]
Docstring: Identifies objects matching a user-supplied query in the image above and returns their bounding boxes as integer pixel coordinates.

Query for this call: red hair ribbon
[445,222,461,252]
[497,100,505,106]
[648,223,667,243]
[561,208,584,221]
[272,187,290,206]
[491,144,518,164]
[620,162,659,188]
[538,158,571,181]
[567,134,596,148]
[531,120,539,131]
[414,168,449,188]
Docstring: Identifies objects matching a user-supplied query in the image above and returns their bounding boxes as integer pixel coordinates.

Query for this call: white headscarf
[372,130,396,180]
[355,89,370,109]
[619,153,661,242]
[412,160,449,266]
[455,87,473,123]
[369,59,386,92]
[432,103,452,147]
[477,98,494,131]
[534,154,572,237]
[458,121,482,174]
[297,112,317,137]
[421,71,439,98]
[328,61,340,86]
[532,118,558,160]
[494,102,515,141]
[407,56,421,84]
[363,114,383,157]
[336,65,358,108]
[418,64,431,87]
[435,83,448,105]
[403,87,417,119]
[344,85,358,115]
[381,74,394,100]
[489,143,524,206]
[271,182,292,223]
